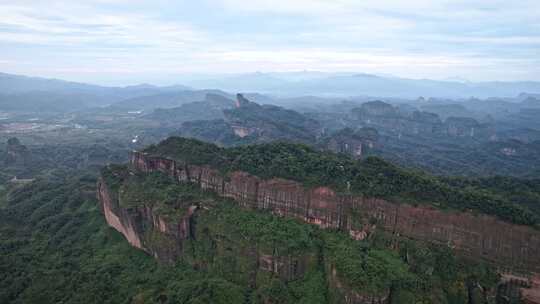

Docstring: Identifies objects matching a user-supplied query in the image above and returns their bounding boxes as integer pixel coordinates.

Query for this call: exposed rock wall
[498,274,540,304]
[130,151,540,276]
[98,180,143,249]
[97,171,345,300]
[351,101,496,139]
[97,178,193,262]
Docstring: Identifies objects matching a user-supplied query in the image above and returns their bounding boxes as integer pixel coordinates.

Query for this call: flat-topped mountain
[144,93,236,125]
[179,94,322,145]
[140,137,539,226]
[351,100,492,138]
[98,136,540,303]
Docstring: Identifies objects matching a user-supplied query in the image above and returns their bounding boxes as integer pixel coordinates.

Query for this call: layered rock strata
[98,150,540,303]
[129,150,540,276]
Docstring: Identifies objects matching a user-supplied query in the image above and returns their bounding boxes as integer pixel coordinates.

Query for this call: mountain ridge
[3,71,540,99]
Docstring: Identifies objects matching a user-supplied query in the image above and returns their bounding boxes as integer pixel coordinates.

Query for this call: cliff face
[98,179,193,262]
[322,127,378,158]
[350,101,495,139]
[97,150,540,303]
[129,151,540,276]
[98,170,384,303]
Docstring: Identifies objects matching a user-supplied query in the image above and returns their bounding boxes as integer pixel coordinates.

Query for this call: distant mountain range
[185,72,540,99]
[1,72,540,113]
[0,72,191,96]
[0,72,194,111]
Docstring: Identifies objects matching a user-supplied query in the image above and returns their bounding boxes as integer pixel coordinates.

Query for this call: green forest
[0,133,537,303]
[0,167,505,303]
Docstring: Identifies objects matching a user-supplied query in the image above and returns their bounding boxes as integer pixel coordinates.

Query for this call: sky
[0,0,539,85]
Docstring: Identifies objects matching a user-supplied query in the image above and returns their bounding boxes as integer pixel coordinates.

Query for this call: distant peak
[351,73,380,78]
[443,76,471,83]
[125,83,156,89]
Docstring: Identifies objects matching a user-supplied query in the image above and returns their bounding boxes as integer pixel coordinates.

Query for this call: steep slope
[97,137,540,303]
[141,137,539,227]
[99,164,512,303]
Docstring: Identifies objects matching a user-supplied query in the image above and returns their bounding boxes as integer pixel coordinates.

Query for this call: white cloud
[0,2,207,48]
[216,0,540,19]
[0,0,538,83]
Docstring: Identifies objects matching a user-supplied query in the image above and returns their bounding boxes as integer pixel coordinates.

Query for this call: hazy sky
[0,0,539,85]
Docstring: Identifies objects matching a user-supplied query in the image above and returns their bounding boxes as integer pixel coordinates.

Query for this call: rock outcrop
[350,101,495,139]
[322,127,378,158]
[98,166,391,303]
[98,148,540,303]
[128,150,540,278]
[180,94,321,145]
[98,179,194,262]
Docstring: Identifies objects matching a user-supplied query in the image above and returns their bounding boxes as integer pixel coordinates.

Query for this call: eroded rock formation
[322,127,378,158]
[350,101,495,139]
[98,179,194,262]
[128,150,540,276]
[98,150,540,303]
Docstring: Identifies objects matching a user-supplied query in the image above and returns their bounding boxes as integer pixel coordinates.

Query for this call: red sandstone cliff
[97,150,540,303]
[97,171,367,301]
[97,178,196,262]
[129,150,540,277]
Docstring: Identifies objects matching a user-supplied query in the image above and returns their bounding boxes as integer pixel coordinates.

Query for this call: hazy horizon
[3,70,540,89]
[1,0,539,86]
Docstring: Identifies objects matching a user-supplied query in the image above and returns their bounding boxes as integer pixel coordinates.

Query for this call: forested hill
[143,137,540,227]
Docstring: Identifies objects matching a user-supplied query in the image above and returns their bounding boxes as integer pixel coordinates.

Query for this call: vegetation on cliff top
[121,171,208,219]
[143,137,539,226]
[205,202,318,254]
